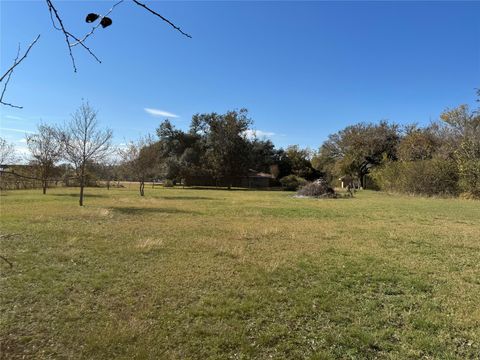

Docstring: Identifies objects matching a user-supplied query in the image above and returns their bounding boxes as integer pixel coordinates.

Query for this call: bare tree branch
[0,35,40,83]
[0,46,22,108]
[1,1,191,106]
[71,0,125,47]
[45,0,191,73]
[0,34,41,109]
[64,30,102,64]
[45,0,103,68]
[131,0,192,39]
[45,0,78,71]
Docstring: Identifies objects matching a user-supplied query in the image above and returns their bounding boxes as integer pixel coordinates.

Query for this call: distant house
[244,170,275,188]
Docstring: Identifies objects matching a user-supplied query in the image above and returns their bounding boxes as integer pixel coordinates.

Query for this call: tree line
[1,92,479,204]
[313,90,480,199]
[0,103,320,204]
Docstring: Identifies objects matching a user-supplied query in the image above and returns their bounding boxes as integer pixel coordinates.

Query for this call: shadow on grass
[51,193,108,198]
[180,186,282,192]
[156,196,215,201]
[111,206,197,215]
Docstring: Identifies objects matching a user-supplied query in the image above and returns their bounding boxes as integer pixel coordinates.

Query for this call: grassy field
[1,187,479,359]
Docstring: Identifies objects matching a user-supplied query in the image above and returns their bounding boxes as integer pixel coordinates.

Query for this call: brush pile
[296,178,337,198]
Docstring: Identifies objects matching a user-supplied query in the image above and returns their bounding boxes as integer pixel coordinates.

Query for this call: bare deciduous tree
[119,135,158,196]
[0,137,18,165]
[59,102,112,206]
[26,124,63,194]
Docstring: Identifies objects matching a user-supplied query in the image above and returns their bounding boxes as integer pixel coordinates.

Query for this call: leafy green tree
[191,109,252,189]
[440,104,480,198]
[156,120,206,182]
[397,125,440,161]
[283,145,319,180]
[313,121,400,187]
[248,139,276,173]
[271,148,292,179]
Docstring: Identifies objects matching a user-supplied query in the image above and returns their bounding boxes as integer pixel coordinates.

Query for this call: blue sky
[1,1,479,155]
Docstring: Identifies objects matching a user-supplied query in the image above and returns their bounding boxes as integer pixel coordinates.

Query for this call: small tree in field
[26,124,63,194]
[102,156,119,190]
[119,136,158,196]
[59,102,112,206]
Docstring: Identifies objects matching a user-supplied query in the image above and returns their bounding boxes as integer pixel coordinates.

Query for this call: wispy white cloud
[4,115,25,121]
[0,127,35,134]
[243,129,276,139]
[18,138,27,143]
[144,108,179,118]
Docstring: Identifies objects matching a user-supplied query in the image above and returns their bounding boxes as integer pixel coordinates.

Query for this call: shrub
[371,158,459,197]
[296,179,336,198]
[279,175,307,191]
[163,179,174,187]
[456,139,480,199]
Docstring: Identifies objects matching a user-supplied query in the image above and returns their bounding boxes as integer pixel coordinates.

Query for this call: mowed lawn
[1,187,479,359]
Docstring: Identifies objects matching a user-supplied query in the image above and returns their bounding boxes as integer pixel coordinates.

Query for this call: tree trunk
[79,183,84,206]
[79,167,85,206]
[42,168,47,194]
[359,173,366,189]
[139,180,145,196]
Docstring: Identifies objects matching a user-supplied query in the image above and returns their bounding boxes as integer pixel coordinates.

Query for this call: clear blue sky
[1,1,479,154]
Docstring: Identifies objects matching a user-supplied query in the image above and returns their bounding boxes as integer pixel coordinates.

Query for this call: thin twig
[0,46,22,108]
[0,100,22,109]
[0,255,13,268]
[65,31,102,64]
[45,0,103,66]
[46,0,77,72]
[132,0,192,38]
[0,34,40,83]
[0,35,40,108]
[72,0,125,47]
[44,0,190,74]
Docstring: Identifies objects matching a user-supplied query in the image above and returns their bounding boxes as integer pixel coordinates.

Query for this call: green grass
[1,187,479,359]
